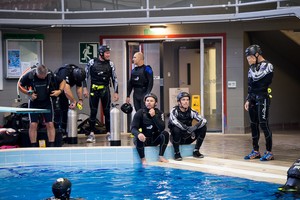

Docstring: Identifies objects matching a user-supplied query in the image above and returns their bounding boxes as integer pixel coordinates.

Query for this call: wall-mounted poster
[7,50,21,77]
[5,39,43,79]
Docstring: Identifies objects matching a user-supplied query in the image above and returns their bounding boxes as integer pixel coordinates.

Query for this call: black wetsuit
[168,106,207,154]
[83,58,118,133]
[127,65,153,111]
[131,108,169,159]
[246,60,273,152]
[54,65,83,132]
[19,69,63,123]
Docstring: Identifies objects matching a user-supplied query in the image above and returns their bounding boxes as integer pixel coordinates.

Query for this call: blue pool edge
[0,145,195,168]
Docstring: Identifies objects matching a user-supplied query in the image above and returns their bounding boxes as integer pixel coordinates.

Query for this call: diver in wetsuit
[46,178,85,200]
[244,44,274,161]
[278,158,300,193]
[126,52,153,111]
[131,93,169,165]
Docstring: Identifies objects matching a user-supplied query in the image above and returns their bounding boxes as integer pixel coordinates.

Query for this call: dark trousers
[248,97,272,152]
[135,131,170,159]
[54,93,69,133]
[133,88,147,111]
[170,125,207,154]
[89,86,111,132]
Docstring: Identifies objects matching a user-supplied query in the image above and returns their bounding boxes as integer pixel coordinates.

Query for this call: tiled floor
[66,130,300,184]
[68,130,300,163]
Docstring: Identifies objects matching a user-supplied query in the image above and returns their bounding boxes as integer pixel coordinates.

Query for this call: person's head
[52,178,72,200]
[36,64,48,79]
[177,92,190,110]
[245,44,263,65]
[98,45,111,61]
[133,52,144,66]
[144,93,158,109]
[72,66,86,83]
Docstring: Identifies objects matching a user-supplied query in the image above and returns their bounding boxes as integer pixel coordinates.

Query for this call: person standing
[131,93,169,165]
[54,64,86,138]
[244,44,274,161]
[126,52,153,111]
[83,45,119,143]
[168,92,207,161]
[18,64,65,147]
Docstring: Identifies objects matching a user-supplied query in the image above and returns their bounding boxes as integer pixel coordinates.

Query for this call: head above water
[52,178,72,200]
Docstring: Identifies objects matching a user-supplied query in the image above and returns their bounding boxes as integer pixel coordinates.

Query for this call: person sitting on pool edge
[131,93,169,165]
[46,177,85,200]
[168,91,207,161]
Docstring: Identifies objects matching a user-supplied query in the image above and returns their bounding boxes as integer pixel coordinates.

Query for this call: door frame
[101,33,227,133]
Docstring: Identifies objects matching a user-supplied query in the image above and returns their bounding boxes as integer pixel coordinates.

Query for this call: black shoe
[193,150,204,158]
[174,152,182,161]
[48,142,55,147]
[30,143,38,147]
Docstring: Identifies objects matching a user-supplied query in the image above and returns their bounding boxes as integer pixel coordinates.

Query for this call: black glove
[195,119,207,128]
[187,126,197,134]
[181,124,188,130]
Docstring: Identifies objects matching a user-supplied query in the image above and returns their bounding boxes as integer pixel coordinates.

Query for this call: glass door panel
[203,39,222,132]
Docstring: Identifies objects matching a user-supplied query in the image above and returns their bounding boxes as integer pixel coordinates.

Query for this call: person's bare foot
[141,158,147,165]
[158,156,169,163]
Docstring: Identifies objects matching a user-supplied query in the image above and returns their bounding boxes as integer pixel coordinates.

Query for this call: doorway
[126,41,163,110]
[103,36,224,133]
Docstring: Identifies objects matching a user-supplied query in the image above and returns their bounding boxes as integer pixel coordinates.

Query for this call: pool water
[0,165,284,200]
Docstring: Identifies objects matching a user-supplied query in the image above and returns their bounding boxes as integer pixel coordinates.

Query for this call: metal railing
[0,0,299,26]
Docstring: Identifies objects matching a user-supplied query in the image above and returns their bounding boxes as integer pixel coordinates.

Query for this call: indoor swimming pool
[0,164,283,200]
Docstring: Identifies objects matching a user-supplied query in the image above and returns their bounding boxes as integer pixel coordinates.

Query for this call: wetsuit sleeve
[18,72,31,94]
[152,109,165,132]
[83,59,93,88]
[110,61,118,93]
[127,71,133,97]
[55,73,64,85]
[145,65,153,94]
[131,110,143,137]
[252,62,274,82]
[169,107,188,131]
[190,109,207,128]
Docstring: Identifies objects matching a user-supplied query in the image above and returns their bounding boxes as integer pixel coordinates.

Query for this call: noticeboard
[5,39,43,79]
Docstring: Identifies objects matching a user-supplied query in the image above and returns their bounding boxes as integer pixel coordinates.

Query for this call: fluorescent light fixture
[150,25,167,29]
[149,25,167,34]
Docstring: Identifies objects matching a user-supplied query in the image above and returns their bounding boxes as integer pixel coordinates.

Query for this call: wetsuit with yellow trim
[246,60,274,153]
[83,58,118,133]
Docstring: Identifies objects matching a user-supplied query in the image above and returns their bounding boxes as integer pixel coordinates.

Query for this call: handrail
[0,0,291,14]
[0,0,299,26]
